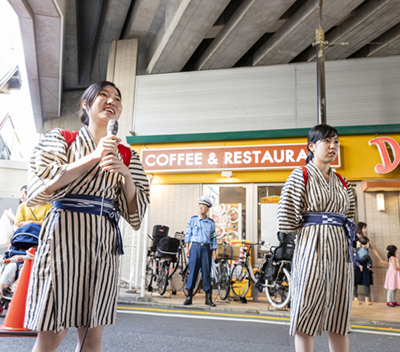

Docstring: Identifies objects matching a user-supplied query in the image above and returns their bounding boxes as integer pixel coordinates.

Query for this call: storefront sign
[369,137,400,174]
[142,144,340,172]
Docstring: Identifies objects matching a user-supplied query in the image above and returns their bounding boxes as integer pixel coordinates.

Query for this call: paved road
[1,305,400,351]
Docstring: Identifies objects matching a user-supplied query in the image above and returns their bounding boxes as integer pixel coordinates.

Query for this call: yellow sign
[260,196,280,204]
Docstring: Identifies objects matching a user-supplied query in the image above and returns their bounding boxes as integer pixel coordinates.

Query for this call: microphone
[107,119,118,136]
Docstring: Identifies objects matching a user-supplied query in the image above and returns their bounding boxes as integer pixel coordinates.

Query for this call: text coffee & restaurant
[127,125,400,302]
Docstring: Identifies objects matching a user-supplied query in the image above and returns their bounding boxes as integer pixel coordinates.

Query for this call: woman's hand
[100,155,130,177]
[380,259,389,266]
[92,136,122,161]
[359,265,363,272]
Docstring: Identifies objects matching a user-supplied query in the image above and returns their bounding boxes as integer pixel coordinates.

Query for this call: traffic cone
[0,247,37,336]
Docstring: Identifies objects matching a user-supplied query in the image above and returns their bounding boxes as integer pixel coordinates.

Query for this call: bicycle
[210,258,231,301]
[230,240,292,309]
[145,234,180,296]
[167,232,202,297]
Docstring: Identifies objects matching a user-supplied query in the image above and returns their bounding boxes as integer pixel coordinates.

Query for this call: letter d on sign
[369,137,400,174]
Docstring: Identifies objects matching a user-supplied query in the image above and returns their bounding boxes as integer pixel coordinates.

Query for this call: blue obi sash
[52,194,124,255]
[301,212,356,263]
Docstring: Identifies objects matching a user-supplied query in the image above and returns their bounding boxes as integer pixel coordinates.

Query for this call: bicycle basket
[273,241,295,261]
[273,231,296,261]
[150,225,169,252]
[155,237,180,262]
[277,231,296,243]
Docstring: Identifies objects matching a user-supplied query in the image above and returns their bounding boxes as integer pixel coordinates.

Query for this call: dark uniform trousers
[186,243,212,292]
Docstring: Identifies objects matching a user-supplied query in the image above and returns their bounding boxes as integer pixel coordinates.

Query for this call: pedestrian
[384,245,400,307]
[3,185,28,225]
[353,235,373,305]
[354,222,387,266]
[183,196,217,307]
[278,124,356,352]
[23,81,150,352]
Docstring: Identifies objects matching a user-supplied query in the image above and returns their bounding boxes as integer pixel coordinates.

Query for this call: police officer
[183,196,217,307]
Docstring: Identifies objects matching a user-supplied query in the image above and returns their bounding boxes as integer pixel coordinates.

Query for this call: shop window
[257,185,283,258]
[203,185,246,244]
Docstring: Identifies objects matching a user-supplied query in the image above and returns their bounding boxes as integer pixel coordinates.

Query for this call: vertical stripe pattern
[277,163,355,336]
[24,126,150,332]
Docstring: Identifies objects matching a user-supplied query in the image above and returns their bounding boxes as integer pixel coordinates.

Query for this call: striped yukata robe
[277,162,355,337]
[24,126,150,332]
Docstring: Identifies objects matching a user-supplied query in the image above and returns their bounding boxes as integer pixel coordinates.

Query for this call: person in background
[353,235,373,305]
[184,196,217,307]
[3,185,28,225]
[355,222,387,266]
[278,124,355,352]
[384,245,400,307]
[14,196,52,228]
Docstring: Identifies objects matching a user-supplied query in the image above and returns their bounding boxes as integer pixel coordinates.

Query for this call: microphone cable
[79,171,107,352]
[80,120,119,351]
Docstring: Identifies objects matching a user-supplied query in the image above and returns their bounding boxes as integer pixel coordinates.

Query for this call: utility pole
[315,0,326,125]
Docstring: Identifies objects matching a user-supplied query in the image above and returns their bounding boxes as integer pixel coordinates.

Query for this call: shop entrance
[203,185,247,244]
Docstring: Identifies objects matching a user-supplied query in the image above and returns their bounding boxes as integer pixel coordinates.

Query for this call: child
[353,235,373,305]
[384,245,400,307]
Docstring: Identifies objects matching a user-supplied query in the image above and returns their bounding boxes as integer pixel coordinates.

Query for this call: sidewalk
[117,289,400,327]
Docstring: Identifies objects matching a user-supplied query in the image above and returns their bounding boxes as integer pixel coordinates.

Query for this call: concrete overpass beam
[91,0,132,83]
[9,0,66,132]
[123,0,162,37]
[252,0,364,66]
[368,23,400,57]
[146,0,231,74]
[323,0,400,60]
[193,0,295,71]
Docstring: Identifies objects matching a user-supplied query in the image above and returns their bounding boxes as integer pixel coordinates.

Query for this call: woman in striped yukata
[24,81,150,351]
[278,124,356,352]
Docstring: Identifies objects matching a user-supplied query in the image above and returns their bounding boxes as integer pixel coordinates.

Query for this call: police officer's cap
[199,196,212,208]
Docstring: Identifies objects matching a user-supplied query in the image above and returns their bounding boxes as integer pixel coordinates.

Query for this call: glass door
[203,185,247,244]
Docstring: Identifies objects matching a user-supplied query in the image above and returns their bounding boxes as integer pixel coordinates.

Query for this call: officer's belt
[191,242,211,247]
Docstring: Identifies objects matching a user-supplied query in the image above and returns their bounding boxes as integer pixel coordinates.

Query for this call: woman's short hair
[78,81,122,126]
[20,185,27,191]
[355,222,367,235]
[387,245,397,259]
[306,124,338,164]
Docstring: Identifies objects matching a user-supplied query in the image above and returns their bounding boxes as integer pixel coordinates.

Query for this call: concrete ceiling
[9,0,400,132]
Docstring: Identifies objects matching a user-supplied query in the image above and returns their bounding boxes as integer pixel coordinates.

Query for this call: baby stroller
[0,224,40,314]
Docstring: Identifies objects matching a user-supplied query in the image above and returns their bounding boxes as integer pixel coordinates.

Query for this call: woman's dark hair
[20,185,27,191]
[78,81,121,126]
[306,124,339,164]
[387,245,397,260]
[355,222,367,235]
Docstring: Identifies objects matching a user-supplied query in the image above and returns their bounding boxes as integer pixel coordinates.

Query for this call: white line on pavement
[117,310,400,337]
[117,310,289,325]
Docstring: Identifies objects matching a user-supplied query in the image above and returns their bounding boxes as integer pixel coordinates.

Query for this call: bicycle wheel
[265,266,291,308]
[146,257,155,291]
[183,269,202,297]
[230,263,250,298]
[218,260,230,301]
[158,262,169,296]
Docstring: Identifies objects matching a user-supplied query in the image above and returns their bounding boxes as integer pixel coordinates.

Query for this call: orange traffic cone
[0,247,37,336]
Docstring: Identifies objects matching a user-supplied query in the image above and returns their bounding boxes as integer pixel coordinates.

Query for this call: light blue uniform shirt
[185,215,217,250]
